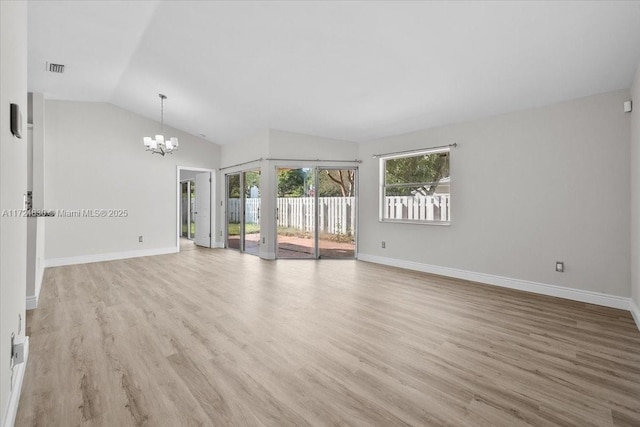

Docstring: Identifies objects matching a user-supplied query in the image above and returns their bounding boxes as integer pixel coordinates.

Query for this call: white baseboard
[35,264,43,302]
[25,295,37,310]
[45,246,178,267]
[2,337,29,427]
[358,253,631,311]
[25,266,44,310]
[630,299,640,331]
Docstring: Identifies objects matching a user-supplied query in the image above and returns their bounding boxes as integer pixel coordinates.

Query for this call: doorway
[276,167,357,259]
[225,169,261,256]
[180,180,196,240]
[176,167,215,251]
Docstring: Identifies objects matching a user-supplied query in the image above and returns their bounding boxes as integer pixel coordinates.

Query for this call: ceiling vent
[47,63,65,73]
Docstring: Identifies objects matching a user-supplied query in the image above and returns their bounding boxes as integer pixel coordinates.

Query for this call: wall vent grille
[47,63,65,73]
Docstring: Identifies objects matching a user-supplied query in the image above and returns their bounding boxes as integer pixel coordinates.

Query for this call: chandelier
[143,93,179,156]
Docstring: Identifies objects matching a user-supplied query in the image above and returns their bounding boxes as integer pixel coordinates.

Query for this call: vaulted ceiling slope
[28,1,640,145]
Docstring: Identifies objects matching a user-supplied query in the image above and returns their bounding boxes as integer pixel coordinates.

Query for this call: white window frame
[379,147,451,225]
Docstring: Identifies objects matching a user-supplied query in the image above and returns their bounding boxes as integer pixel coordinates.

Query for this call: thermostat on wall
[10,103,22,139]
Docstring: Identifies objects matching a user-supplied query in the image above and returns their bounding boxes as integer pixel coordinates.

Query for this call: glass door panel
[243,170,261,256]
[317,169,356,258]
[226,173,241,250]
[276,167,315,259]
[189,181,195,239]
[181,182,189,238]
[181,181,196,239]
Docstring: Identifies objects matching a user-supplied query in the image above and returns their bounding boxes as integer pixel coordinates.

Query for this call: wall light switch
[555,261,564,273]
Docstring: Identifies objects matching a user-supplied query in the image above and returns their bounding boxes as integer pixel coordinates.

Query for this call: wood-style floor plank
[16,248,640,426]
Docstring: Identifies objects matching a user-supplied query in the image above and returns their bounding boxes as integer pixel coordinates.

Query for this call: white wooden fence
[383,194,450,222]
[227,197,355,235]
[227,198,259,224]
[227,194,450,232]
[277,197,355,234]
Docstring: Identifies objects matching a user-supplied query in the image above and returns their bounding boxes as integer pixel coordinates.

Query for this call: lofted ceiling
[28,1,640,145]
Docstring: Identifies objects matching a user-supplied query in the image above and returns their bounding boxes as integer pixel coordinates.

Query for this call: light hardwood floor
[16,248,640,426]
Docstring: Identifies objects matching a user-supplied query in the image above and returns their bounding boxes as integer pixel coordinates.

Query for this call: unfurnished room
[1,1,640,426]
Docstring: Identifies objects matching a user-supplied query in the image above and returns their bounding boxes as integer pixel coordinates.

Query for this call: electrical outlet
[10,333,24,366]
[138,235,143,243]
[11,336,24,366]
[381,241,386,248]
[555,261,564,272]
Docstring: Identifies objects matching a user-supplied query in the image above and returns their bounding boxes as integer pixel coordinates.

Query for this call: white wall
[631,66,640,315]
[0,1,28,424]
[268,129,358,160]
[26,93,46,308]
[26,127,36,305]
[217,130,269,248]
[44,101,220,262]
[33,93,46,303]
[220,130,270,169]
[358,90,631,298]
[180,170,200,182]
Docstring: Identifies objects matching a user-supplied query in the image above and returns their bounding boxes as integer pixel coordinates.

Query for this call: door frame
[176,166,216,251]
[316,166,358,259]
[274,165,358,259]
[274,165,317,259]
[224,168,261,254]
[225,172,243,251]
[179,180,194,240]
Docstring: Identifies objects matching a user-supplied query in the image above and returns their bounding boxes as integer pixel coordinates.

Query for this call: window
[379,148,450,224]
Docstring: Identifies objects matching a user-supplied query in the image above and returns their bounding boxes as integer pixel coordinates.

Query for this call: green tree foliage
[318,170,355,197]
[274,168,358,197]
[244,171,260,198]
[227,174,241,198]
[385,152,449,196]
[277,169,307,196]
[227,171,261,198]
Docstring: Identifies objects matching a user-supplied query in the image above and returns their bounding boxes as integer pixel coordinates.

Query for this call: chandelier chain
[159,94,165,132]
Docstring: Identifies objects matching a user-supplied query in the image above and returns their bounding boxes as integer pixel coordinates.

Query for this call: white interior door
[194,172,211,247]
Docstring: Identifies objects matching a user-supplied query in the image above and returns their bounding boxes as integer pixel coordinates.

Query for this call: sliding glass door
[226,173,241,250]
[181,181,196,239]
[276,167,316,258]
[226,170,261,255]
[276,167,356,259]
[317,169,356,258]
[243,170,261,255]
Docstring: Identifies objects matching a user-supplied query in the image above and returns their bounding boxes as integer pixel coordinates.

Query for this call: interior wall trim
[630,299,640,332]
[358,253,636,328]
[45,247,178,268]
[1,338,29,427]
[25,296,37,310]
